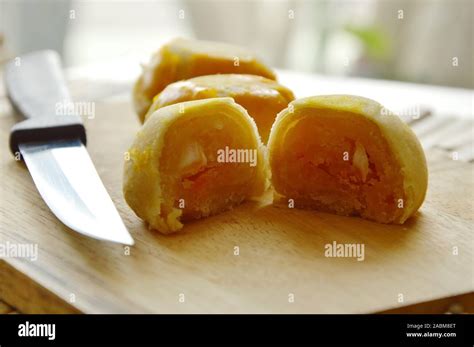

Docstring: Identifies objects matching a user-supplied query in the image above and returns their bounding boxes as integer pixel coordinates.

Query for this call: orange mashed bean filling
[273,109,405,223]
[159,113,259,221]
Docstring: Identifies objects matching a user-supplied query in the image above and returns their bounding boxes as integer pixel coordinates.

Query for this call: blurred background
[0,0,472,88]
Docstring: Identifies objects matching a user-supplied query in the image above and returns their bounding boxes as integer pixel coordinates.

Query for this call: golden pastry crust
[124,97,269,233]
[144,74,295,143]
[133,38,277,122]
[267,95,428,224]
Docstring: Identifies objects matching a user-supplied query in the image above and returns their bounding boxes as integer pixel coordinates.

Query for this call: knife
[5,50,134,246]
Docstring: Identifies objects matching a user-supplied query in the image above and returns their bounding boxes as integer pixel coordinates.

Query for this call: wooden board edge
[0,259,81,314]
[377,291,474,314]
[0,299,15,314]
[2,253,472,314]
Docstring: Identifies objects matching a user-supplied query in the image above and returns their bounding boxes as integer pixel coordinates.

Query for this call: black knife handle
[5,50,86,157]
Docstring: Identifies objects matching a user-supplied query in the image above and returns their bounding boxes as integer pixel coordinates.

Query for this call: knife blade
[5,50,134,246]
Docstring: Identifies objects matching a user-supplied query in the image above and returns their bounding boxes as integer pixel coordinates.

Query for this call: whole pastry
[133,38,276,122]
[267,95,428,224]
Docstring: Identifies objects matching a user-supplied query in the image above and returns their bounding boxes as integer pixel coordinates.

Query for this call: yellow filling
[271,109,405,223]
[159,111,262,222]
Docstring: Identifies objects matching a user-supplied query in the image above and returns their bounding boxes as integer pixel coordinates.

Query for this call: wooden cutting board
[0,94,473,314]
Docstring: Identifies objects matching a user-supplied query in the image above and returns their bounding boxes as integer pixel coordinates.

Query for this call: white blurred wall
[0,0,472,88]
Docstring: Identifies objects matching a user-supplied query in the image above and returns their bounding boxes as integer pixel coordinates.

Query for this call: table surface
[0,61,473,314]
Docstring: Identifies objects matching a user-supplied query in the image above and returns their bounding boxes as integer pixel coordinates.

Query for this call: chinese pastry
[133,38,277,122]
[144,74,295,143]
[124,98,269,234]
[267,95,428,224]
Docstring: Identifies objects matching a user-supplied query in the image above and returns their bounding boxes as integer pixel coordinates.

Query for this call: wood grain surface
[0,94,473,314]
[0,299,17,314]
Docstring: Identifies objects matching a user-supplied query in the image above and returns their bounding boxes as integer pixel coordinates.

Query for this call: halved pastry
[268,95,428,224]
[124,97,269,233]
[144,74,295,143]
[133,38,277,122]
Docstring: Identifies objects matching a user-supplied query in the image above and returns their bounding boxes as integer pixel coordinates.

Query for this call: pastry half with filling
[268,95,428,224]
[133,38,277,122]
[144,74,295,143]
[124,97,269,233]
